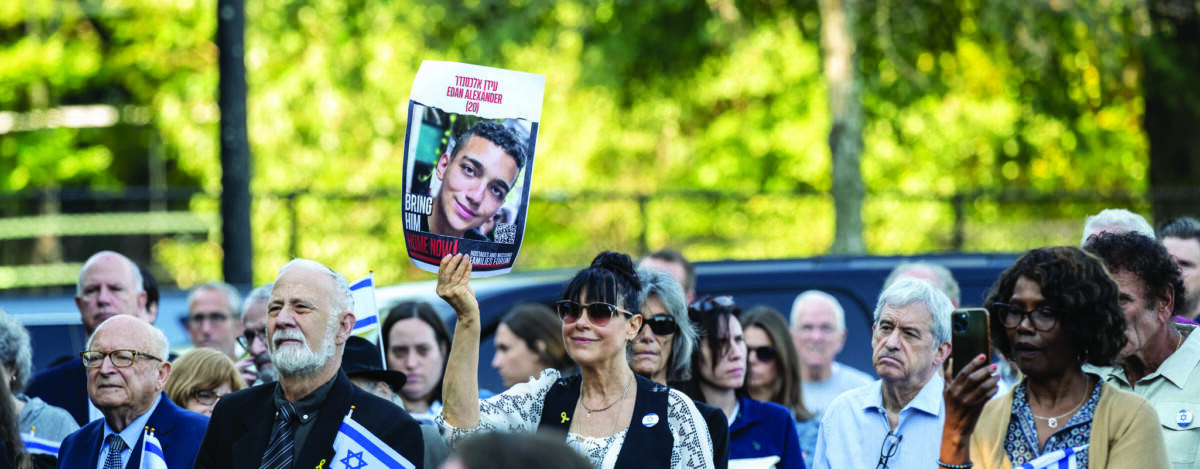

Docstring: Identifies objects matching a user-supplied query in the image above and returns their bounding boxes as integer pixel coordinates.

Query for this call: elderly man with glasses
[811,278,953,469]
[235,283,276,386]
[58,315,209,469]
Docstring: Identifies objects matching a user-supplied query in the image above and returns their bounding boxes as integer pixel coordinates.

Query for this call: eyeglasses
[191,388,228,406]
[186,312,231,326]
[749,346,777,363]
[991,302,1059,332]
[80,350,164,368]
[237,327,268,350]
[555,300,633,327]
[643,314,678,336]
[876,430,902,469]
[689,296,736,314]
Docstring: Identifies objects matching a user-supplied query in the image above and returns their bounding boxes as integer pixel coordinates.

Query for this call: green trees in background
[1,0,1196,288]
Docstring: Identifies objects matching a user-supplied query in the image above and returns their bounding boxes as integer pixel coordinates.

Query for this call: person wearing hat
[342,336,450,469]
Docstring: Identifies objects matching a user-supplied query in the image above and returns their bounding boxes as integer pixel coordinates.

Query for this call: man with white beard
[195,259,425,469]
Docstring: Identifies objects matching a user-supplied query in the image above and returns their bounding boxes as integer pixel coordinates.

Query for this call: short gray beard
[270,325,337,377]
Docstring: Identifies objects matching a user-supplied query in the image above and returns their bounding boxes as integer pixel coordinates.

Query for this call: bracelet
[937,461,974,469]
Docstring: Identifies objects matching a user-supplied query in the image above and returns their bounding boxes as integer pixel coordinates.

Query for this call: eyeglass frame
[190,387,228,406]
[237,326,269,351]
[642,314,678,336]
[80,350,164,368]
[876,430,902,469]
[991,302,1060,332]
[186,311,232,326]
[555,300,634,327]
[748,345,777,364]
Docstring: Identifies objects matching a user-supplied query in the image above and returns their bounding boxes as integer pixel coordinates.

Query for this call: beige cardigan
[969,380,1169,469]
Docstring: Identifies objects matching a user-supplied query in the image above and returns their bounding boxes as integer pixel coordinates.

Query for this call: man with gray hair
[236,283,277,385]
[1081,208,1155,246]
[28,250,159,425]
[883,261,961,307]
[812,278,954,469]
[789,291,873,416]
[196,259,424,468]
[57,315,209,468]
[186,281,243,360]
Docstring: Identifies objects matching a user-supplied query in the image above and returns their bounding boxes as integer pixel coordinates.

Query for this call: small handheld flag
[350,273,380,339]
[21,432,59,457]
[141,428,168,469]
[331,412,415,469]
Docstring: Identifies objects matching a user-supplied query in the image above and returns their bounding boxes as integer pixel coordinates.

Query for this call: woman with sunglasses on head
[164,348,246,416]
[740,307,818,461]
[632,268,730,469]
[437,252,715,469]
[939,246,1167,469]
[676,296,805,469]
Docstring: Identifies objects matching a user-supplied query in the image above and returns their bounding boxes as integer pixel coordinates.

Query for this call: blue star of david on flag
[331,413,415,469]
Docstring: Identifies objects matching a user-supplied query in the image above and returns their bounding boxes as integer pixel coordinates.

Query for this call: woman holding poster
[436,252,716,469]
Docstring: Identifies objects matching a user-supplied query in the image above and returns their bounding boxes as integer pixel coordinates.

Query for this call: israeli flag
[1017,444,1087,469]
[20,432,59,457]
[141,429,168,469]
[350,273,380,339]
[331,413,415,469]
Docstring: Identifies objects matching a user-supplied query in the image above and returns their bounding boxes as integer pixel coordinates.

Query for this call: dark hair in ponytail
[562,251,642,314]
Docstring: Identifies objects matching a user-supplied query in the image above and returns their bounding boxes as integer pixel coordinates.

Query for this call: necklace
[580,372,633,417]
[1032,384,1088,428]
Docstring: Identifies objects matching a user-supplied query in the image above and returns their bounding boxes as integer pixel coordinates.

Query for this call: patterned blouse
[1004,376,1103,467]
[437,369,715,469]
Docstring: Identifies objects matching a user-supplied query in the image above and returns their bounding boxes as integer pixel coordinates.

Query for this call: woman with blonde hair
[165,348,246,416]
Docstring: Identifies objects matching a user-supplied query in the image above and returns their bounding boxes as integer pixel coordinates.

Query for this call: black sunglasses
[749,346,777,363]
[643,314,678,336]
[555,300,633,327]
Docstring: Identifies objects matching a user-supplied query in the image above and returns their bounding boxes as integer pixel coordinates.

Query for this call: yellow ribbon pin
[316,458,326,469]
[560,412,570,424]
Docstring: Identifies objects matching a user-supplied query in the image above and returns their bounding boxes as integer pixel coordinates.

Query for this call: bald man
[57,316,208,469]
[29,251,160,425]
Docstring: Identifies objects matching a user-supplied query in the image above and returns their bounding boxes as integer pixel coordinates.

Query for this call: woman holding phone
[437,252,715,469]
[940,246,1167,468]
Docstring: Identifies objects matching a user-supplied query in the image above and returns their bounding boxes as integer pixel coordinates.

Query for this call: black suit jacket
[26,358,89,426]
[194,370,424,469]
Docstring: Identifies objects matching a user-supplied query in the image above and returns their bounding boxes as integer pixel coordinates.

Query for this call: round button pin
[1178,409,1193,428]
[642,413,660,427]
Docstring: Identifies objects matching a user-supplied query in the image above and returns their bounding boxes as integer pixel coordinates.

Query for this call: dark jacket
[56,393,209,469]
[729,395,804,469]
[694,401,730,469]
[194,370,424,469]
[26,359,89,426]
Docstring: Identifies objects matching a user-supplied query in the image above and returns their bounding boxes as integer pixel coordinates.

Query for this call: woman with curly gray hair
[0,310,77,463]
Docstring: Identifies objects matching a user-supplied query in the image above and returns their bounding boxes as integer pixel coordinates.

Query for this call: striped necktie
[260,402,298,469]
[103,434,127,469]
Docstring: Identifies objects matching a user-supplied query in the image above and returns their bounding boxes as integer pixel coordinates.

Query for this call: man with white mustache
[812,278,953,469]
[195,259,425,469]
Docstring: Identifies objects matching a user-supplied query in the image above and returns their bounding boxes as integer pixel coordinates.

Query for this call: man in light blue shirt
[812,278,953,469]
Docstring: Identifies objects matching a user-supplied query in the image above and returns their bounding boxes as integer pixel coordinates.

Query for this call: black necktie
[103,434,127,469]
[260,402,297,469]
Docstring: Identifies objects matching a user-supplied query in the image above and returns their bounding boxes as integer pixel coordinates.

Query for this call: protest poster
[401,61,544,277]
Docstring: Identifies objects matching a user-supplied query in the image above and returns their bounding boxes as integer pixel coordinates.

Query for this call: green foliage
[2,0,1190,288]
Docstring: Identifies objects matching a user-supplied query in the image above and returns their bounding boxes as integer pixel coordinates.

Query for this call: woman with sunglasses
[632,268,730,469]
[939,246,1167,468]
[740,307,818,460]
[437,252,715,469]
[676,296,805,469]
[164,348,246,416]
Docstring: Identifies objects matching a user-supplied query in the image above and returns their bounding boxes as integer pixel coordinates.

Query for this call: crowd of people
[0,209,1197,468]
